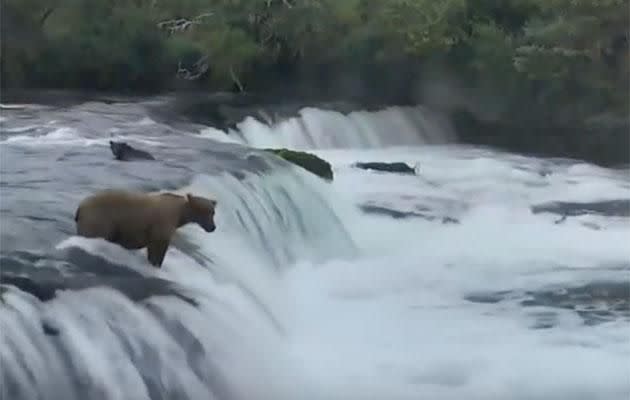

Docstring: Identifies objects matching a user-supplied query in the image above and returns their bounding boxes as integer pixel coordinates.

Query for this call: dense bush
[1,0,628,164]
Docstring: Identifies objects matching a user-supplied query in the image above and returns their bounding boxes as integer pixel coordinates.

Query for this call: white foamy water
[275,146,630,400]
[226,105,457,150]
[1,104,629,400]
[197,127,243,144]
[0,126,167,149]
[1,125,43,134]
[65,146,630,399]
[131,117,157,126]
[0,103,31,109]
[3,127,82,144]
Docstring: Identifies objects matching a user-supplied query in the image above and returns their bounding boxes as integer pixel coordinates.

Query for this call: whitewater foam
[1,102,629,400]
[224,105,456,150]
[0,126,169,150]
[197,127,243,144]
[1,125,43,134]
[18,163,358,400]
[130,117,156,126]
[261,145,630,400]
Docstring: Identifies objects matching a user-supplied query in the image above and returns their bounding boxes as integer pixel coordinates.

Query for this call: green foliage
[197,24,262,90]
[379,0,468,55]
[1,0,627,153]
[512,0,629,117]
[1,0,53,87]
[264,148,334,181]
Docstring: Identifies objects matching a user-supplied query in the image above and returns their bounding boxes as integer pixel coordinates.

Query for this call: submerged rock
[531,199,630,218]
[0,273,197,306]
[354,161,415,174]
[359,204,460,224]
[465,280,630,327]
[264,148,333,181]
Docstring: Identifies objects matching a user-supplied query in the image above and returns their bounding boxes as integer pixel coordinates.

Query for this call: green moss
[264,148,334,181]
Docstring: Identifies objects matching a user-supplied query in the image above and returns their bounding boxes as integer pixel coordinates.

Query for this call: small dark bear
[74,190,217,267]
[109,140,156,161]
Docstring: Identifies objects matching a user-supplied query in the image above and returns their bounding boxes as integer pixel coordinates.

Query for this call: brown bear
[74,189,217,268]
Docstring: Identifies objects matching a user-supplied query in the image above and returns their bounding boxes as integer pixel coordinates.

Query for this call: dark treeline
[1,0,628,165]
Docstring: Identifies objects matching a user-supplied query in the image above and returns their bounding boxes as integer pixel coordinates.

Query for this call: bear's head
[185,193,218,232]
[109,140,130,158]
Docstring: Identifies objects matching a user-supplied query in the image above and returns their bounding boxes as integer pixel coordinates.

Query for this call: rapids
[1,96,629,400]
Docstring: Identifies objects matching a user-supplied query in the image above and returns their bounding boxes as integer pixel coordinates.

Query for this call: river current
[1,95,629,400]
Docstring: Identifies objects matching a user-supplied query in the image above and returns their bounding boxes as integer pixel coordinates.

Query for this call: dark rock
[449,108,630,168]
[531,199,630,218]
[441,216,460,224]
[0,273,197,306]
[354,162,415,174]
[360,205,422,219]
[465,280,630,326]
[359,204,460,224]
[463,291,511,304]
[1,275,57,302]
[42,322,60,336]
[264,148,333,181]
[109,140,156,161]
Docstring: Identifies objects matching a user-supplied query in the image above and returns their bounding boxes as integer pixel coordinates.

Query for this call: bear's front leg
[147,238,170,268]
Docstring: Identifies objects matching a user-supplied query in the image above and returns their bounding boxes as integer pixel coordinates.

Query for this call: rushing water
[1,96,629,400]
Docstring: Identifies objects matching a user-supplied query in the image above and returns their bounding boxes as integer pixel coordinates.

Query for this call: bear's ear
[210,199,217,208]
[186,193,194,202]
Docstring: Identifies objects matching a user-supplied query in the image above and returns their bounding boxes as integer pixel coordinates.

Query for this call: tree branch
[39,7,56,26]
[265,0,293,8]
[229,67,245,92]
[157,12,214,34]
[176,55,209,80]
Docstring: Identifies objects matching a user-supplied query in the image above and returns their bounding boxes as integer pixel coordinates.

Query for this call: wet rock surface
[531,199,630,218]
[354,161,416,174]
[465,280,630,327]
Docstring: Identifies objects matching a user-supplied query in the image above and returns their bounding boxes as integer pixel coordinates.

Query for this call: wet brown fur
[74,190,217,267]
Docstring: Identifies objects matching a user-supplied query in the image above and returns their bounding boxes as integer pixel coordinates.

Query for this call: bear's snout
[200,221,216,233]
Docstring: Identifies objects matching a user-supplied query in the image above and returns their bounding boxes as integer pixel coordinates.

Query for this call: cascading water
[0,125,359,399]
[1,98,629,400]
[226,105,457,150]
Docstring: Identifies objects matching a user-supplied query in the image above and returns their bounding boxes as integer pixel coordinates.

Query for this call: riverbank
[3,1,627,166]
[3,88,627,168]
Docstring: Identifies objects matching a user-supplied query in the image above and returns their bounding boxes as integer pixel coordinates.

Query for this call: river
[1,94,629,400]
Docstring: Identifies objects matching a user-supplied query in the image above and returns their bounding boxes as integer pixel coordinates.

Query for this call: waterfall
[227,105,457,150]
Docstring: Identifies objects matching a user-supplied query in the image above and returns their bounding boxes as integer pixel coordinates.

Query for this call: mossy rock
[264,148,333,181]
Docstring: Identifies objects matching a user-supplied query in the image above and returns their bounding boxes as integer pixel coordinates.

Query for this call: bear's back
[76,190,187,250]
[81,190,152,212]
